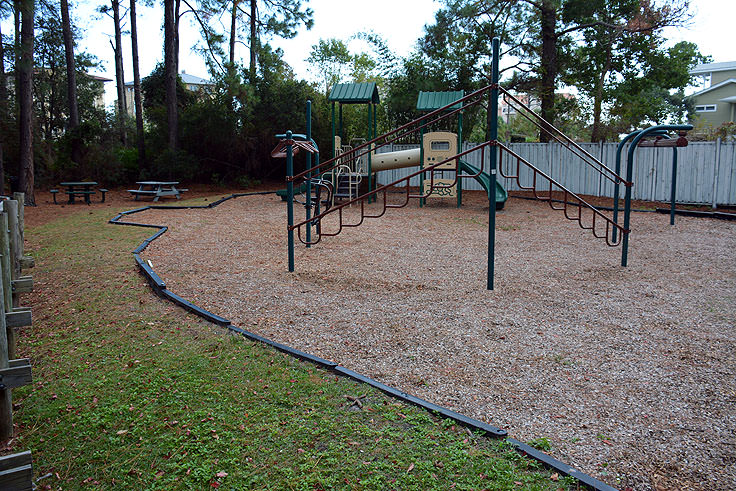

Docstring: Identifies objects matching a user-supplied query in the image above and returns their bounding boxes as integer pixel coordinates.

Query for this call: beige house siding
[710,69,736,86]
[690,81,736,127]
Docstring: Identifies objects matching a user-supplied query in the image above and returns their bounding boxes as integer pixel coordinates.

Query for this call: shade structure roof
[328,82,380,104]
[416,91,464,112]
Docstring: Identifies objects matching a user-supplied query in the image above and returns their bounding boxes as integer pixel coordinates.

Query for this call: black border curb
[655,207,736,221]
[109,191,618,491]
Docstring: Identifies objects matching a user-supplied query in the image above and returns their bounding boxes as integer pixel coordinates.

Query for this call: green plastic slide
[459,160,507,210]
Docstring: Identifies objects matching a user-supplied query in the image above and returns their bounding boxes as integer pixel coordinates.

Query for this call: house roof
[180,73,211,85]
[328,82,380,104]
[416,91,464,112]
[689,78,736,97]
[86,74,113,82]
[690,61,736,75]
[124,72,211,87]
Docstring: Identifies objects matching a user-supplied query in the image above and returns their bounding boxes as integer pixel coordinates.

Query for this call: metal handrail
[497,142,626,246]
[293,141,496,246]
[500,89,628,185]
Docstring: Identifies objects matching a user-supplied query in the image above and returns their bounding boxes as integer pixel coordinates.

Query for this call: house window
[695,104,717,112]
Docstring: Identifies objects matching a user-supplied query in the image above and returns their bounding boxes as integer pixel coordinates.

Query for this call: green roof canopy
[416,91,464,112]
[328,82,380,104]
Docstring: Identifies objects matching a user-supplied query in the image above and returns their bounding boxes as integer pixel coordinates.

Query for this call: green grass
[14,199,577,490]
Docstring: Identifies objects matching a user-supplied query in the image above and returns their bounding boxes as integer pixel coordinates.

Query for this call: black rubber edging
[333,365,506,437]
[110,190,617,491]
[507,438,618,491]
[224,324,337,369]
[655,207,736,221]
[510,194,657,214]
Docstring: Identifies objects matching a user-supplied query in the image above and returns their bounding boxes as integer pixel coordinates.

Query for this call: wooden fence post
[0,211,12,441]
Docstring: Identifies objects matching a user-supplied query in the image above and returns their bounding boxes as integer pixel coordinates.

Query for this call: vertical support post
[12,193,24,250]
[306,101,312,248]
[331,102,336,158]
[487,37,500,291]
[338,103,343,141]
[712,137,722,209]
[0,211,11,440]
[622,144,636,267]
[457,110,463,208]
[367,104,373,203]
[670,148,677,226]
[419,127,425,208]
[5,201,20,280]
[0,212,12,359]
[5,201,19,359]
[285,131,295,272]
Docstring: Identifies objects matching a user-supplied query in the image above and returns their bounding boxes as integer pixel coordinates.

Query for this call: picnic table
[128,181,186,201]
[59,181,98,204]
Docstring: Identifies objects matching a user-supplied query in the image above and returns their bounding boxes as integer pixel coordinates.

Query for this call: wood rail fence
[0,193,34,491]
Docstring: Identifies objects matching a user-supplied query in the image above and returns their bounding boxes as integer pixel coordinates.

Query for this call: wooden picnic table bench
[128,181,186,201]
[59,182,98,205]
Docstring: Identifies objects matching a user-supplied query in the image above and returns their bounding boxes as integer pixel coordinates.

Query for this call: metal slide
[459,160,507,210]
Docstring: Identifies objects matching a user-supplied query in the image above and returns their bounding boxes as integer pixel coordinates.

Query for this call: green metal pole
[419,127,424,208]
[457,110,463,208]
[670,148,677,226]
[331,102,336,158]
[367,104,373,202]
[622,125,691,267]
[339,103,343,141]
[286,130,295,272]
[306,101,312,247]
[487,37,500,291]
[612,130,640,243]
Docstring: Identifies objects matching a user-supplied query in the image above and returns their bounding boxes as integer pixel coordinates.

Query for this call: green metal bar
[368,104,373,203]
[613,129,666,242]
[670,148,677,226]
[487,37,500,291]
[457,110,463,208]
[306,101,312,247]
[331,102,336,158]
[419,126,424,208]
[622,124,692,267]
[339,103,343,141]
[285,130,295,272]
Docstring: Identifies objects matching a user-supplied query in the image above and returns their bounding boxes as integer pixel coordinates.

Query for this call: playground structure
[276,38,692,290]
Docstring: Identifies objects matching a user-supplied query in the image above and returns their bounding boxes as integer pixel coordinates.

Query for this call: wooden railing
[0,193,34,490]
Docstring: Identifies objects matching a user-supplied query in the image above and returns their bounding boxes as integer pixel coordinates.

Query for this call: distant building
[123,71,214,116]
[85,74,113,109]
[688,61,736,126]
[497,92,575,118]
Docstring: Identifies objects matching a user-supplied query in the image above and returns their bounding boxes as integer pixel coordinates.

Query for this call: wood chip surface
[140,192,736,490]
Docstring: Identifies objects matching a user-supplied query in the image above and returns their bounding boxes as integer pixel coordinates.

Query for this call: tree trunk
[112,0,127,145]
[229,0,237,68]
[591,41,614,143]
[174,0,180,73]
[18,0,34,206]
[13,1,20,108]
[249,0,257,82]
[538,0,557,143]
[130,0,146,169]
[164,0,178,152]
[0,20,6,195]
[60,0,82,164]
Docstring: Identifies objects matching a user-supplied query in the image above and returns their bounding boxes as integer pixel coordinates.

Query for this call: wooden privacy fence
[377,140,736,206]
[0,193,34,491]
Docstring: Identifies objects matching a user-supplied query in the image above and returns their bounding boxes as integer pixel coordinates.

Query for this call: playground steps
[333,173,361,201]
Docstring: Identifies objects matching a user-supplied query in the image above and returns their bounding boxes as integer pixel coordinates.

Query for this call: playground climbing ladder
[279,38,638,290]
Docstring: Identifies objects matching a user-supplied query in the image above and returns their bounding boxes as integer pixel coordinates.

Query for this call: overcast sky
[10,0,736,106]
